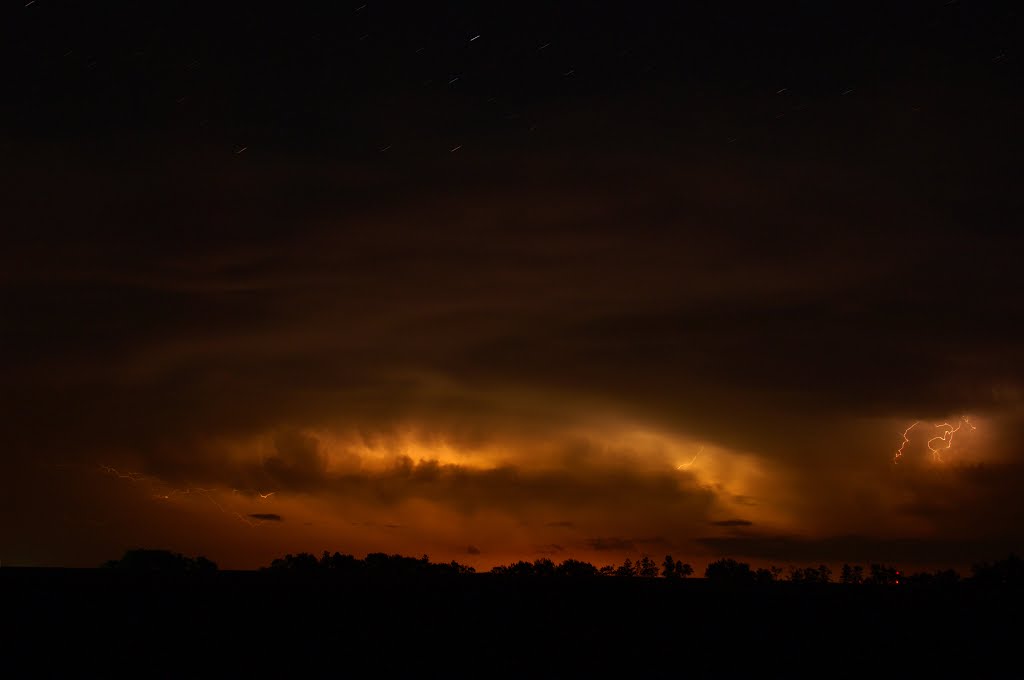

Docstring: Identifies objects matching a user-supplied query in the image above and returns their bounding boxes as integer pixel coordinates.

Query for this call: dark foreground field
[4,568,1021,677]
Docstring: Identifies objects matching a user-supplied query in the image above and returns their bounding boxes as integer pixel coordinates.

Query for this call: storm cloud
[2,2,1023,570]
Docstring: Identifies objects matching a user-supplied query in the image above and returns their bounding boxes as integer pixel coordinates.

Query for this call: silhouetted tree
[509,560,536,577]
[704,558,755,584]
[533,558,556,576]
[599,565,616,576]
[866,563,900,585]
[971,554,1024,586]
[637,555,659,578]
[615,558,637,577]
[789,564,831,583]
[492,558,600,577]
[443,560,476,575]
[906,568,959,586]
[363,552,393,573]
[501,560,536,577]
[555,559,599,577]
[103,548,218,573]
[755,567,780,584]
[269,552,320,572]
[267,550,476,577]
[320,551,360,573]
[661,556,695,579]
[840,564,864,584]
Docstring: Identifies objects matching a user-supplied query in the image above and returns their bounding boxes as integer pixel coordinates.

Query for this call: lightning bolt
[100,465,276,527]
[677,445,705,470]
[893,422,919,464]
[892,416,976,465]
[99,465,152,482]
[926,416,975,463]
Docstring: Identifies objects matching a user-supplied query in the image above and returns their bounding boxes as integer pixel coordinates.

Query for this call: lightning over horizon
[4,0,1022,579]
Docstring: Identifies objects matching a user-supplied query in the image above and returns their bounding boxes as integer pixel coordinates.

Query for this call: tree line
[267,550,476,576]
[102,548,1024,586]
[490,555,693,578]
[103,548,217,573]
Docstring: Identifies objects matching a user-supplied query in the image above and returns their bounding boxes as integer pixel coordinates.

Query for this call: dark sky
[3,0,1023,570]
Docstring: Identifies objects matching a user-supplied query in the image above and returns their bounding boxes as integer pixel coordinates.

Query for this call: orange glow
[69,410,997,570]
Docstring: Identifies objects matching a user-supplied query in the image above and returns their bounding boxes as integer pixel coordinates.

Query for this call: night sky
[3,1,1023,571]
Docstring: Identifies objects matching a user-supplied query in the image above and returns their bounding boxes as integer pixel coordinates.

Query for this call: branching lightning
[99,465,277,527]
[926,416,975,463]
[892,416,976,464]
[893,422,919,464]
[99,465,152,482]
